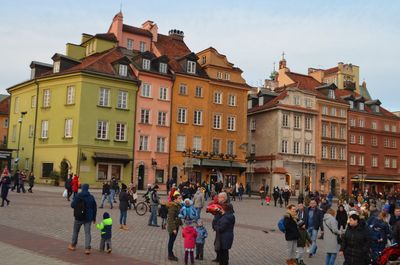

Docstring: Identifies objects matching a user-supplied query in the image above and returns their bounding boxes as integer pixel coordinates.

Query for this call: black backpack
[74,198,87,221]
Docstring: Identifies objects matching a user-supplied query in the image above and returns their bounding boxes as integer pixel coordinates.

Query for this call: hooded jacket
[179,199,198,221]
[167,201,182,233]
[182,225,198,249]
[96,212,112,239]
[196,225,208,244]
[71,184,97,222]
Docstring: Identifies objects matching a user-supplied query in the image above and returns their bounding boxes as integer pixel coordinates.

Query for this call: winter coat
[297,227,311,247]
[323,213,340,253]
[193,191,204,209]
[102,184,111,195]
[71,176,79,192]
[158,204,168,219]
[336,208,348,229]
[167,201,182,233]
[96,216,112,239]
[0,176,11,198]
[368,218,390,252]
[119,190,129,211]
[196,226,208,244]
[284,213,299,241]
[306,206,324,231]
[212,207,235,250]
[179,204,198,221]
[71,184,97,222]
[340,224,371,265]
[65,177,72,190]
[28,175,35,186]
[297,208,308,224]
[182,225,198,249]
[150,190,160,206]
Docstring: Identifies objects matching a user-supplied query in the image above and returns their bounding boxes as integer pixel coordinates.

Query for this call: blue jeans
[120,209,127,225]
[110,189,116,202]
[307,227,318,255]
[325,253,337,265]
[148,205,158,225]
[100,194,113,208]
[195,207,202,220]
[71,220,92,249]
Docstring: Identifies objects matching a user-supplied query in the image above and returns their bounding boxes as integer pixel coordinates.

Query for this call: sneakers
[85,249,91,255]
[68,244,76,251]
[107,248,112,254]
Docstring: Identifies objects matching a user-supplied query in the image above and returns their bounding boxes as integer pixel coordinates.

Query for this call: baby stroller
[377,244,400,265]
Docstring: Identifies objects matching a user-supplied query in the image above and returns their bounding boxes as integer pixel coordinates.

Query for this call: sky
[1,0,399,111]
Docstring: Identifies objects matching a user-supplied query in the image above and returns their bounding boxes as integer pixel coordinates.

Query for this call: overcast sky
[1,0,399,111]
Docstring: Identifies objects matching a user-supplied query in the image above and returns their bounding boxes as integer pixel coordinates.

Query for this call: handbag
[62,189,68,198]
[324,220,342,244]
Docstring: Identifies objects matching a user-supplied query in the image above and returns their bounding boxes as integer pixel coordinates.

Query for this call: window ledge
[155,151,168,154]
[157,99,170,102]
[95,138,110,142]
[193,124,204,127]
[138,150,151,153]
[156,125,169,128]
[41,107,51,109]
[97,105,112,109]
[140,95,153,99]
[139,122,152,126]
[177,122,188,125]
[114,140,128,143]
[64,103,75,106]
[227,129,236,132]
[39,137,49,141]
[178,94,188,96]
[62,137,73,140]
[115,107,130,111]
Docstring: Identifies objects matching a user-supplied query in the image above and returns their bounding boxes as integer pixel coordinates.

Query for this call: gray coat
[193,191,204,208]
[323,213,340,253]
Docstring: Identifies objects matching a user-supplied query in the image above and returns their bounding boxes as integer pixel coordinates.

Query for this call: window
[359,155,365,166]
[228,95,236,106]
[156,137,166,152]
[159,63,168,73]
[384,138,389,148]
[178,108,187,123]
[187,61,196,74]
[282,113,289,127]
[159,87,168,100]
[250,144,256,155]
[3,118,8,129]
[339,147,345,160]
[212,139,221,154]
[43,89,51,107]
[117,90,128,109]
[358,119,365,128]
[12,125,16,142]
[359,102,365,111]
[139,41,146,52]
[392,125,397,133]
[64,119,73,138]
[155,169,164,183]
[339,126,346,139]
[281,140,288,153]
[13,97,19,114]
[294,115,301,129]
[371,121,377,130]
[66,86,75,105]
[391,139,397,148]
[305,98,313,108]
[350,154,356,165]
[331,124,337,138]
[97,164,108,181]
[293,141,300,154]
[201,56,206,64]
[349,100,354,109]
[339,109,346,118]
[227,140,235,155]
[213,114,222,129]
[41,120,49,139]
[28,124,34,138]
[96,120,108,140]
[350,134,356,144]
[392,159,397,169]
[322,123,328,138]
[305,117,312,130]
[119,64,128,77]
[31,95,37,108]
[99,88,110,106]
[195,86,203,97]
[142,59,150,70]
[24,158,29,171]
[224,73,231,81]
[53,61,60,73]
[42,163,54,178]
[372,105,380,113]
[304,142,312,155]
[140,109,150,124]
[214,92,222,104]
[384,124,390,132]
[371,136,378,146]
[330,107,337,116]
[227,116,236,131]
[322,106,328,115]
[157,111,167,126]
[328,89,335,99]
[217,72,223,79]
[372,156,378,167]
[350,119,356,127]
[141,83,151,97]
[322,145,328,159]
[293,96,300,105]
[384,157,390,168]
[193,136,202,150]
[330,146,336,159]
[358,135,364,145]
[139,135,149,151]
[127,39,133,50]
[250,118,256,131]
[179,84,187,95]
[193,110,203,125]
[115,123,126,141]
[176,135,186,151]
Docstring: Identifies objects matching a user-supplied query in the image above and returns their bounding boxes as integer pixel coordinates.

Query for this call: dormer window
[159,63,168,74]
[187,61,196,74]
[372,105,380,113]
[53,61,60,73]
[142,59,151,70]
[359,102,365,111]
[328,89,335,99]
[201,56,206,64]
[348,100,354,109]
[30,68,36,79]
[119,64,128,77]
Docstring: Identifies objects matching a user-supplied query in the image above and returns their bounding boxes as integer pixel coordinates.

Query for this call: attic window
[348,100,354,109]
[30,68,36,79]
[359,102,365,111]
[201,56,206,65]
[187,61,196,74]
[372,105,379,113]
[328,89,335,99]
[53,61,60,73]
[142,59,151,70]
[119,64,128,77]
[159,63,167,74]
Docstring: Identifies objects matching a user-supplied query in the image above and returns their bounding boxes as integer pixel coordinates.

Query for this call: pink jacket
[182,226,198,249]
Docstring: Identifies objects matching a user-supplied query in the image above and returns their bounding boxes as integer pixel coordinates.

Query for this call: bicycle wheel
[135,202,148,216]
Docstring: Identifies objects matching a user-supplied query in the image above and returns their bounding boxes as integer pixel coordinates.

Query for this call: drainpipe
[167,74,175,184]
[31,80,39,173]
[131,79,140,183]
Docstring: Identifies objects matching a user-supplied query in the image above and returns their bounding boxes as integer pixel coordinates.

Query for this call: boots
[286,259,296,265]
[123,225,129,230]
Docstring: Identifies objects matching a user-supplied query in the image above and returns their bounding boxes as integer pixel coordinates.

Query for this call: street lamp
[16,111,27,169]
[358,166,366,194]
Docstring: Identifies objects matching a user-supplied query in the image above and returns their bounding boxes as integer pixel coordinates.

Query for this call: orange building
[0,96,10,148]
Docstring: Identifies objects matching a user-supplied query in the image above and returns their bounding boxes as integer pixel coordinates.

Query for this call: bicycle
[134,196,151,216]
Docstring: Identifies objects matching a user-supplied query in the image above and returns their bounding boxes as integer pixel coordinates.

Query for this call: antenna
[120,0,123,12]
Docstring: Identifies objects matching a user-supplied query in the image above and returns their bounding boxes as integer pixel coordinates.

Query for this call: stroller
[377,244,400,265]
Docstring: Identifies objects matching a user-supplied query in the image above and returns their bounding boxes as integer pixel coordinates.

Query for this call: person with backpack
[99,181,113,209]
[368,211,391,264]
[283,204,299,265]
[68,184,97,255]
[148,184,160,227]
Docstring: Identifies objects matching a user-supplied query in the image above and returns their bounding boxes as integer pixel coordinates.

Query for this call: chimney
[108,12,123,41]
[168,29,184,40]
[142,21,158,42]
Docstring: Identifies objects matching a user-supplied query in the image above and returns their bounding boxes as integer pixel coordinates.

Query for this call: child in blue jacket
[179,198,198,221]
[96,212,113,253]
[195,219,208,260]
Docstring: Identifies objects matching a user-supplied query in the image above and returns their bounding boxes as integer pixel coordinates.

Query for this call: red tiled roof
[248,90,288,114]
[153,34,191,72]
[286,72,322,90]
[273,167,287,174]
[122,24,152,37]
[324,66,338,76]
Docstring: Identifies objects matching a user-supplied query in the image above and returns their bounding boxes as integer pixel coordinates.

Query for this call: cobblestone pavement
[0,186,344,264]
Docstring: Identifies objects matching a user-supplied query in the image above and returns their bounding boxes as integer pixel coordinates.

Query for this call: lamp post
[303,161,315,193]
[16,111,27,169]
[359,166,366,194]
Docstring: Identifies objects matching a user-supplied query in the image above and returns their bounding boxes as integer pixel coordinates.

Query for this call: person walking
[238,183,244,201]
[323,208,340,265]
[19,172,26,193]
[296,220,311,265]
[306,200,324,258]
[68,184,97,255]
[336,204,348,231]
[71,174,80,199]
[259,185,265,205]
[11,169,20,192]
[96,212,112,253]
[110,177,119,203]
[368,211,391,263]
[193,188,205,219]
[27,172,35,193]
[148,184,160,227]
[273,188,279,207]
[167,193,183,261]
[118,184,129,230]
[99,181,113,209]
[340,214,371,265]
[283,204,299,265]
[0,169,11,207]
[65,174,73,201]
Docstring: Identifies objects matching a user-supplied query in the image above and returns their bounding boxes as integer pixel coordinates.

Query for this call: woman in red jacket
[71,175,80,199]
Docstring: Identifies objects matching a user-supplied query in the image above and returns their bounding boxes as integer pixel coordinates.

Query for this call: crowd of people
[0,168,35,207]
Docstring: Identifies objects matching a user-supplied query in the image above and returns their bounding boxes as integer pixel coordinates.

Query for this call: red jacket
[182,225,198,249]
[71,176,79,192]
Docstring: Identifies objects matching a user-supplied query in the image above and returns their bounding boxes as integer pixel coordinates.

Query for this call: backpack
[278,218,286,233]
[74,198,87,221]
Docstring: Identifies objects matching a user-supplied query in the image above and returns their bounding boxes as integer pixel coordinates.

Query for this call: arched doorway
[330,178,336,196]
[138,165,145,190]
[172,167,178,184]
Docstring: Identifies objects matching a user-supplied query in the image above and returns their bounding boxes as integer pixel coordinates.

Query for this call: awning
[351,175,400,184]
[92,152,133,166]
[191,158,246,169]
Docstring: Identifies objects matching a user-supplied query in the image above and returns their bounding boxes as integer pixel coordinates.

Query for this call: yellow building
[7,33,139,186]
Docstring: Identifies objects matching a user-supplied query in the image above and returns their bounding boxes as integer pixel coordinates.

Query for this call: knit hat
[103,212,110,219]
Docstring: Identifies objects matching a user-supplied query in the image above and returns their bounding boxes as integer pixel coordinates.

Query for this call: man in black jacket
[306,200,324,258]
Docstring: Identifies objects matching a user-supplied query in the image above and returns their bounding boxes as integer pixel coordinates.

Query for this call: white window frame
[384,157,390,168]
[193,136,202,150]
[282,113,289,127]
[41,120,49,139]
[127,39,133,50]
[224,73,231,81]
[140,109,150,124]
[392,159,397,169]
[176,135,186,152]
[227,140,235,155]
[117,90,128,109]
[330,107,337,116]
[66,86,75,105]
[331,124,337,138]
[53,61,60,73]
[141,83,151,98]
[305,117,312,130]
[31,95,37,108]
[119,64,128,77]
[142,59,151,70]
[179,84,188,95]
[187,61,196,74]
[212,139,221,154]
[43,89,51,108]
[177,108,187,123]
[214,91,222,104]
[281,140,288,153]
[350,154,356,165]
[159,63,168,74]
[227,116,236,131]
[28,124,34,138]
[293,96,300,105]
[371,121,377,130]
[371,136,378,146]
[304,142,312,155]
[64,119,73,138]
[293,141,300,154]
[328,89,335,99]
[372,156,378,167]
[157,111,167,126]
[213,114,222,129]
[193,110,203,126]
[99,88,110,107]
[159,87,168,100]
[115,123,126,141]
[156,137,166,152]
[139,41,146,52]
[139,135,149,151]
[322,145,328,159]
[228,95,236,106]
[359,155,365,166]
[195,86,203,97]
[330,146,336,159]
[96,120,109,140]
[339,147,345,160]
[294,115,301,129]
[358,135,364,145]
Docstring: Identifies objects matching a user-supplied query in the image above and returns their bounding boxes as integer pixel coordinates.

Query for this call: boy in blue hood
[96,212,112,253]
[179,198,198,222]
[195,219,208,260]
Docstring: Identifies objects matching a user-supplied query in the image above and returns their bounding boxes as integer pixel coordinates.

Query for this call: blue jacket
[71,184,97,222]
[306,206,324,231]
[179,204,198,221]
[96,212,112,239]
[195,226,208,244]
[212,206,235,250]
